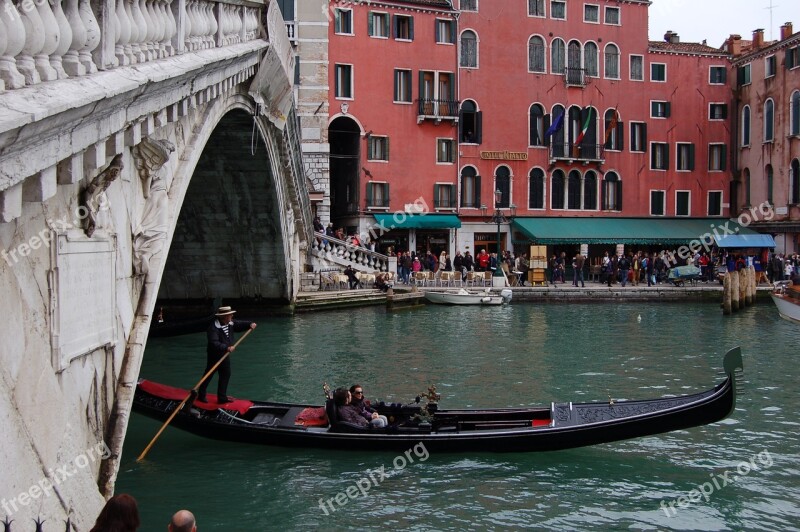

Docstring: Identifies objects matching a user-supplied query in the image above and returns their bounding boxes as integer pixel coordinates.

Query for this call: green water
[117,302,800,531]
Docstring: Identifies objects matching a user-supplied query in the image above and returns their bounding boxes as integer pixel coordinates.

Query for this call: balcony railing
[286,21,297,43]
[564,67,588,87]
[416,99,460,123]
[0,0,263,91]
[434,199,457,209]
[550,143,604,162]
[366,198,390,209]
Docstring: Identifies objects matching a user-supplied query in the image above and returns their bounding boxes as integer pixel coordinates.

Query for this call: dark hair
[349,384,362,394]
[90,494,140,532]
[333,388,350,406]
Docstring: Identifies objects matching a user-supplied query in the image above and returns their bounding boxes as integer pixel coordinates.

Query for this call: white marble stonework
[0,1,315,529]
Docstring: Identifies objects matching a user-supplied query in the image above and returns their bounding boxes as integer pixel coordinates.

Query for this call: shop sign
[480,151,528,161]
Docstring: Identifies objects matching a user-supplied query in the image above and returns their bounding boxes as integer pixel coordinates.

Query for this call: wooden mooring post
[723,266,757,315]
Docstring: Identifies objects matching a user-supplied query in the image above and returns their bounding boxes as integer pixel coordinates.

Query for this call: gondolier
[197,306,257,404]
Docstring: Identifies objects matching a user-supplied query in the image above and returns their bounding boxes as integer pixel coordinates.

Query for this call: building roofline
[731,32,800,66]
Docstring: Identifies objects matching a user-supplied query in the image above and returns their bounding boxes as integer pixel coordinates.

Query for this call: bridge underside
[159,110,287,302]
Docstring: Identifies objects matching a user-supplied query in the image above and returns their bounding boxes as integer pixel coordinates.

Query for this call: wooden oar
[137,328,254,462]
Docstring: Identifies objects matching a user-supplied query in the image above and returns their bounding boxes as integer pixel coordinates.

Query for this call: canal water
[117,302,800,531]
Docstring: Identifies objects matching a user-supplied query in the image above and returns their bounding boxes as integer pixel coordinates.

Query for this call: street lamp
[481,189,517,279]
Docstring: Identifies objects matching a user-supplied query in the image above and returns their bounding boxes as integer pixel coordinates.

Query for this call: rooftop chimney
[664,30,680,44]
[752,28,764,50]
[780,22,794,41]
[726,34,742,56]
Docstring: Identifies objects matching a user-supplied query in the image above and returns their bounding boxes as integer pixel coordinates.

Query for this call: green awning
[512,217,764,245]
[373,213,461,230]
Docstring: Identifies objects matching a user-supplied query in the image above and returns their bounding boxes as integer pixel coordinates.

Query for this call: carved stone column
[0,0,27,88]
[34,0,60,80]
[78,0,99,72]
[15,0,45,85]
[63,0,87,76]
[50,0,72,78]
[132,138,175,277]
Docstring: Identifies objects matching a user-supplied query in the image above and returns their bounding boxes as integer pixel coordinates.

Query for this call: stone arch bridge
[0,1,312,528]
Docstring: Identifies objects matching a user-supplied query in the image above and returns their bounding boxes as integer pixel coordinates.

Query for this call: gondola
[132,347,743,453]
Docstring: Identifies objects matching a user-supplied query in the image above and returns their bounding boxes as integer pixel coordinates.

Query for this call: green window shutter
[384,14,390,37]
[617,120,624,150]
[475,175,482,207]
[650,101,657,116]
[664,102,671,118]
[616,180,623,211]
[721,104,728,119]
[393,71,398,101]
[368,12,374,36]
[334,10,341,33]
[409,17,414,41]
[665,145,670,170]
[543,113,552,147]
[450,185,456,208]
[435,20,440,42]
[335,67,340,96]
[721,145,727,171]
[392,15,398,38]
[366,182,373,206]
[385,183,390,206]
[385,137,390,160]
[688,144,695,170]
[475,111,483,144]
[786,48,794,69]
[434,184,439,207]
[450,21,456,43]
[642,123,647,145]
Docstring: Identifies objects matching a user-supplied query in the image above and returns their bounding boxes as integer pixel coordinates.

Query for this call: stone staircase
[309,232,396,273]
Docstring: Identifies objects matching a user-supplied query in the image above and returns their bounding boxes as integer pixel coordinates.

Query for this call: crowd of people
[89,493,196,532]
[392,248,529,285]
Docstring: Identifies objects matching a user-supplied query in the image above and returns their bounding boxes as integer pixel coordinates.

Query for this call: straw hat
[215,306,237,317]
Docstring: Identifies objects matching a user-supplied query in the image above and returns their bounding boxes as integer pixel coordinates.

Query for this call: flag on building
[603,108,619,144]
[545,111,564,138]
[575,107,593,145]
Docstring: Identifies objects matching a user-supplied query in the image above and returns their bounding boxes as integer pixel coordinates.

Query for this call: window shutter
[433,184,439,207]
[366,182,373,206]
[601,179,606,209]
[665,145,670,170]
[368,12,374,36]
[392,15,398,38]
[385,137,390,160]
[642,123,647,145]
[721,145,727,171]
[435,20,440,42]
[722,104,728,119]
[616,180,623,211]
[449,185,456,208]
[650,101,657,116]
[294,56,300,85]
[737,66,745,85]
[384,14,390,37]
[616,120,624,150]
[460,174,466,205]
[475,175,481,207]
[543,114,552,147]
[409,17,414,40]
[450,21,456,43]
[386,183,390,206]
[334,10,341,33]
[393,71,398,101]
[475,111,483,144]
[458,110,464,140]
[664,102,671,118]
[786,48,794,69]
[335,67,340,96]
[688,144,695,170]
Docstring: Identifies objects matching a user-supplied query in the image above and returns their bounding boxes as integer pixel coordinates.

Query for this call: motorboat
[424,288,513,306]
[771,281,800,324]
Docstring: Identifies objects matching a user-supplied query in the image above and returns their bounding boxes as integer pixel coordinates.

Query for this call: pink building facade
[729,25,800,254]
[325,0,779,258]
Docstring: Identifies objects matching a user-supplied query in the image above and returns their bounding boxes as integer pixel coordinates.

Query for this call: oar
[137,328,254,462]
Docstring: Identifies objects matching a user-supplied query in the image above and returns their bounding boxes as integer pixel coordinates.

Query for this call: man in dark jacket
[197,306,256,403]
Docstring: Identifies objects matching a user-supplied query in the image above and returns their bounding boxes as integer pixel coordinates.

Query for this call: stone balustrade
[311,232,393,273]
[0,0,264,92]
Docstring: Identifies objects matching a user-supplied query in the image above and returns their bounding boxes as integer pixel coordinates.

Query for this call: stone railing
[311,231,392,272]
[0,0,264,92]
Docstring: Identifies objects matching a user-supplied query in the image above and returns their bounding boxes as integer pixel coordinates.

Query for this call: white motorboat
[424,288,513,306]
[771,281,800,324]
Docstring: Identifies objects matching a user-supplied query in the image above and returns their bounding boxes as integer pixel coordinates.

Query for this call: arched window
[567,170,582,209]
[528,36,546,72]
[460,166,480,208]
[529,168,545,209]
[551,170,565,209]
[584,42,598,77]
[568,105,582,146]
[567,40,581,69]
[495,166,511,208]
[459,100,481,144]
[551,38,565,74]
[604,43,619,79]
[791,91,800,136]
[550,104,566,157]
[791,159,800,204]
[741,105,751,146]
[604,109,622,151]
[529,104,545,146]
[602,172,622,211]
[460,30,478,68]
[584,171,597,210]
[766,164,774,204]
[764,99,774,142]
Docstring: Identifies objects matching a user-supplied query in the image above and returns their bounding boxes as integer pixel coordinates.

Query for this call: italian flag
[575,107,593,144]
